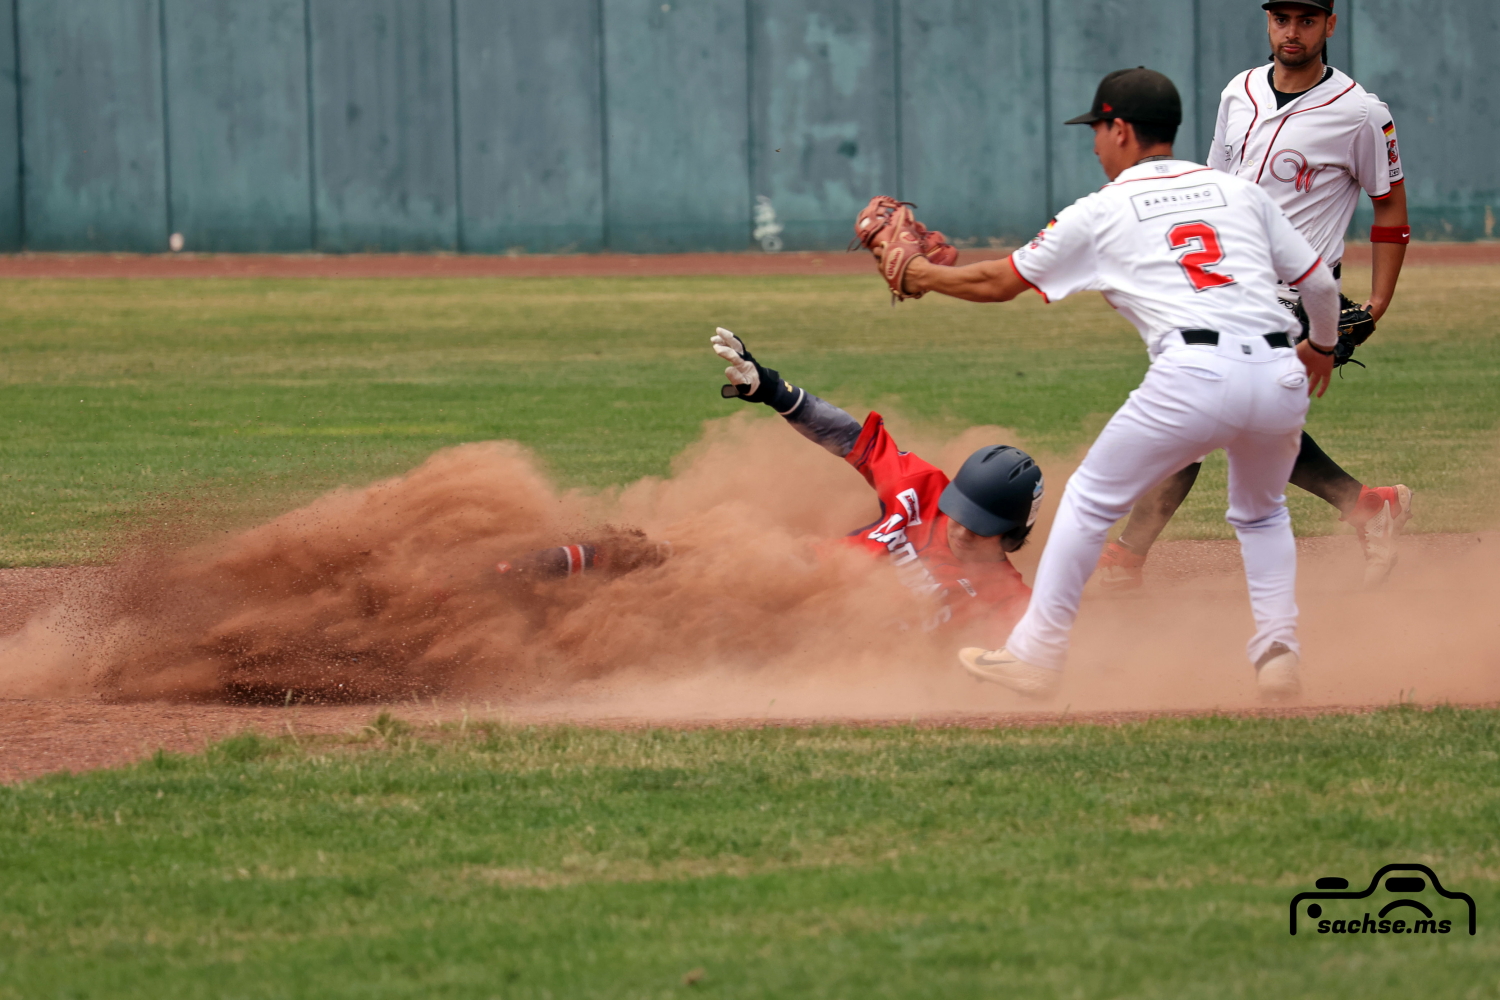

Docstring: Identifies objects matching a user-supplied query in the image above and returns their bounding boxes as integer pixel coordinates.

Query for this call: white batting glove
[711,327,760,397]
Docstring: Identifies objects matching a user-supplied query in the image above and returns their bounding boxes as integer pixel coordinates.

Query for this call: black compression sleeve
[779,389,862,457]
[726,352,862,456]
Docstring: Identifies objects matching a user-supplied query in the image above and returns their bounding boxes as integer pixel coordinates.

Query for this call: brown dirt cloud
[0,417,921,704]
[1,415,1496,718]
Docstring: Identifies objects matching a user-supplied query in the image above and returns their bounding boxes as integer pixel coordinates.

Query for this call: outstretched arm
[900,255,1034,302]
[712,328,862,456]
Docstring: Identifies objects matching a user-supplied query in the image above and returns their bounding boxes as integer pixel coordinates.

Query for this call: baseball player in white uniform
[1098,0,1412,592]
[884,67,1340,700]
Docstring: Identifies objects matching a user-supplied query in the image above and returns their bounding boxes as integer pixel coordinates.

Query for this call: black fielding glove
[1284,294,1372,369]
[1335,294,1375,369]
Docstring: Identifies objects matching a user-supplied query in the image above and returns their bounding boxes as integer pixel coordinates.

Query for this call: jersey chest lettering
[867,512,947,599]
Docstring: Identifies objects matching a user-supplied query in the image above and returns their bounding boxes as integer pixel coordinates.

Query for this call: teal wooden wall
[0,0,17,248]
[0,0,1493,252]
[163,0,312,251]
[17,0,168,251]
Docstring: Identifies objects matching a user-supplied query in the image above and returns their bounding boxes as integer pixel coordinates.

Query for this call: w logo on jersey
[1269,148,1323,194]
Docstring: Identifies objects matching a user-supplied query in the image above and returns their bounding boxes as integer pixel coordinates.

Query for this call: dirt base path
[0,242,1493,279]
[2,533,1494,784]
[0,700,377,784]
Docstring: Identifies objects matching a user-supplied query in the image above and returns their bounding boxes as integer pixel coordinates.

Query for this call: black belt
[1180,329,1293,349]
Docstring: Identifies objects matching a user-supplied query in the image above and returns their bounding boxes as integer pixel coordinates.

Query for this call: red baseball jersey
[840,412,1031,643]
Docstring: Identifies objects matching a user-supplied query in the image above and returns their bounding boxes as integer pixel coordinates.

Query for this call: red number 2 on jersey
[1167,221,1236,292]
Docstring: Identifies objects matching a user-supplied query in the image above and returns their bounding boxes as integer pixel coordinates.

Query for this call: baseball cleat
[1254,642,1302,702]
[1345,485,1413,589]
[1096,540,1146,592]
[958,647,1062,698]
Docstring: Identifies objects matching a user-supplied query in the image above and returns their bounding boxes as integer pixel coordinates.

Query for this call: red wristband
[1370,225,1410,244]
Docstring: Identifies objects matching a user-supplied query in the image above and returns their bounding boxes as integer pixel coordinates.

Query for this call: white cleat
[1254,642,1302,702]
[958,647,1062,698]
[1356,485,1413,590]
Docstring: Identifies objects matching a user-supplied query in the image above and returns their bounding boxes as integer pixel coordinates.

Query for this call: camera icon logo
[1289,863,1476,937]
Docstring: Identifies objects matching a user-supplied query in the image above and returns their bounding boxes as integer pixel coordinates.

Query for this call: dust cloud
[1,414,1496,718]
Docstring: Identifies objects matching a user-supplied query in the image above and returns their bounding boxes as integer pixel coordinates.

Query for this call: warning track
[0,242,1492,280]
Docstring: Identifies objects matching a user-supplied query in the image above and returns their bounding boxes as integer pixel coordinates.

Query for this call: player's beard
[1272,35,1326,70]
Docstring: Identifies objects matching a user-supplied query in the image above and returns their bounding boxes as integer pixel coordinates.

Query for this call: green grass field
[3,268,1499,996]
[2,267,1497,564]
[2,709,1497,998]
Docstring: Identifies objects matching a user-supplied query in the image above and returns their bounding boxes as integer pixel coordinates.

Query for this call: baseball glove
[850,196,957,301]
[1280,294,1376,368]
[1337,294,1376,345]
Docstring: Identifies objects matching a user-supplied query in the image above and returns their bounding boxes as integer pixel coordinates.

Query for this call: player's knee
[1225,505,1290,532]
[1065,489,1132,531]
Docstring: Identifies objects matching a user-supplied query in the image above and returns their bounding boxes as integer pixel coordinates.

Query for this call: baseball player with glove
[712,327,1040,643]
[863,67,1339,700]
[1097,0,1412,592]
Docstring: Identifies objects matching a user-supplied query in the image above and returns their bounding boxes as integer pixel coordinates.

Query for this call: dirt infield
[0,241,1494,279]
[3,531,1495,784]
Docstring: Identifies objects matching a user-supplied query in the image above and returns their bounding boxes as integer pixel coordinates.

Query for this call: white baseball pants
[1006,333,1310,670]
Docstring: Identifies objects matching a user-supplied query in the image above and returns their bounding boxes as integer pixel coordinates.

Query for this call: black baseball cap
[1263,0,1334,13]
[1064,67,1182,126]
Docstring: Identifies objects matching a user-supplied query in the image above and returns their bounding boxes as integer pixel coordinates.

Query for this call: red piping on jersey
[1237,71,1260,166]
[1104,166,1214,187]
[1370,177,1405,202]
[1253,81,1360,184]
[1289,257,1324,287]
[1008,255,1049,303]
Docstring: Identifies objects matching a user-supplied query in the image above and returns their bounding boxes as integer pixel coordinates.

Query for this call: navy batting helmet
[938,446,1044,537]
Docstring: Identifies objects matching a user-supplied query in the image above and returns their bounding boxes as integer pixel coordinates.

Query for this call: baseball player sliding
[500,334,1044,647]
[1098,0,1412,592]
[858,68,1338,700]
[711,329,1040,643]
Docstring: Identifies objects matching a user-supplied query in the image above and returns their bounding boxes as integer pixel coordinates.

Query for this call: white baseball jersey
[1002,159,1320,676]
[1209,65,1404,267]
[1010,159,1322,358]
